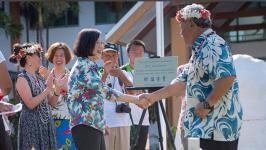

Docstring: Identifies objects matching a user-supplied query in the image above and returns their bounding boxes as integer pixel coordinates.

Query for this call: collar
[78,57,98,68]
[124,63,133,72]
[191,28,215,54]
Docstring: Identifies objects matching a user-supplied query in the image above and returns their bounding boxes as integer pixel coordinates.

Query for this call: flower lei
[16,44,43,61]
[176,5,211,23]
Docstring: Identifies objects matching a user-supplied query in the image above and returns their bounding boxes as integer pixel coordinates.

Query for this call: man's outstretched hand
[137,93,155,109]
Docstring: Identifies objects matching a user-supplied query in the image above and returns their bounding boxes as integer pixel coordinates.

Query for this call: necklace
[25,71,50,124]
[52,69,67,80]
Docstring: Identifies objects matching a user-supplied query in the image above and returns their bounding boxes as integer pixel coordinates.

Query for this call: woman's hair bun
[9,43,22,64]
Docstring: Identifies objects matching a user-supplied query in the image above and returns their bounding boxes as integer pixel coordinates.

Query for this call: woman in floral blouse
[45,42,76,150]
[67,28,147,150]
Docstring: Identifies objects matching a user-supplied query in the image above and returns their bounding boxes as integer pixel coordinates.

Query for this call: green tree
[21,0,78,66]
[0,11,22,39]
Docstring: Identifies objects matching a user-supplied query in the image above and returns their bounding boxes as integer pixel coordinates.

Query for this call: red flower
[200,9,211,19]
[19,50,26,57]
[0,91,3,101]
[175,11,184,23]
[36,47,42,52]
[79,85,84,90]
[97,101,102,107]
[64,129,71,135]
[59,89,67,95]
[83,89,96,99]
[16,55,22,61]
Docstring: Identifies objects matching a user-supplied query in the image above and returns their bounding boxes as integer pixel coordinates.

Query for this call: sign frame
[133,56,178,88]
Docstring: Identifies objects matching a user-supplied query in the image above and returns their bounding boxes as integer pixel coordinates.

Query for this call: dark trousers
[0,116,13,150]
[181,129,188,150]
[131,125,149,150]
[200,138,239,150]
[71,125,106,150]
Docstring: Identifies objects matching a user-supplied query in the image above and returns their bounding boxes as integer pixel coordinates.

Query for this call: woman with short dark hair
[67,28,146,150]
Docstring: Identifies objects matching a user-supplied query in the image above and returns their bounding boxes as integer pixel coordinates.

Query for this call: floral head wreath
[176,3,211,23]
[15,44,43,61]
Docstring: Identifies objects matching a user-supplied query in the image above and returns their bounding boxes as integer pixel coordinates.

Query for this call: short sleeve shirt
[121,63,150,125]
[103,73,132,127]
[178,29,243,141]
[0,51,5,63]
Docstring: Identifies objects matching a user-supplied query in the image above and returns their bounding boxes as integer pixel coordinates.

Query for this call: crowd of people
[0,3,243,150]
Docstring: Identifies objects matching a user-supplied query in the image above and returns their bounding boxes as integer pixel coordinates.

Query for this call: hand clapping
[46,72,54,92]
[103,61,113,74]
[103,61,122,77]
[39,66,51,79]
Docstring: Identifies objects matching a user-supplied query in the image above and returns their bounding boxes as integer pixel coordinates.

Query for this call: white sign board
[133,56,178,88]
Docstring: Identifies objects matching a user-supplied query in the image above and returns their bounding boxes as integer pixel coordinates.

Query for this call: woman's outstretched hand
[137,93,154,109]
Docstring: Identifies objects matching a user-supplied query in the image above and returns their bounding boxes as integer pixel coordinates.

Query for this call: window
[48,2,79,27]
[220,2,266,42]
[28,2,79,28]
[222,16,266,42]
[0,2,4,12]
[95,2,136,25]
[223,29,266,42]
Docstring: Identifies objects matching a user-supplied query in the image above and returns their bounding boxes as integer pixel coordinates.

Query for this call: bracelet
[203,101,214,110]
[113,89,123,99]
[54,92,60,97]
[106,89,112,100]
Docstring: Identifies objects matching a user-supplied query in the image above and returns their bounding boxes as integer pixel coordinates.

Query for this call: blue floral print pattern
[67,57,112,132]
[178,29,243,141]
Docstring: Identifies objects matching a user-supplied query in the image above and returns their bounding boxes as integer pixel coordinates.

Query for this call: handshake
[112,90,158,109]
[134,93,156,109]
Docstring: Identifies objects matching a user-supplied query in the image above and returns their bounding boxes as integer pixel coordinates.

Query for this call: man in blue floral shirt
[139,4,243,150]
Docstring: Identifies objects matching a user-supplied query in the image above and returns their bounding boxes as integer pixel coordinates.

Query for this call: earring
[29,63,32,67]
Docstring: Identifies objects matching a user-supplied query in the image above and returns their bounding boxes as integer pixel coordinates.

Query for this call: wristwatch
[203,101,214,110]
[112,89,123,99]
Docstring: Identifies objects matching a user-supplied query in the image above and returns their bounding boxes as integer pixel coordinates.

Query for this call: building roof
[106,1,266,54]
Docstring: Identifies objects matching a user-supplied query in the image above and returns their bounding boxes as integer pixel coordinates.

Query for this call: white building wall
[0,2,13,71]
[1,1,266,71]
[230,41,266,59]
[1,2,116,71]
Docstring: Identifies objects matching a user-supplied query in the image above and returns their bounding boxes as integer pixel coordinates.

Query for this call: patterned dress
[51,69,77,150]
[17,71,57,150]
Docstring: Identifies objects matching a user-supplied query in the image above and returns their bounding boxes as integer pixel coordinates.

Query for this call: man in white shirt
[101,43,133,150]
[121,40,150,150]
